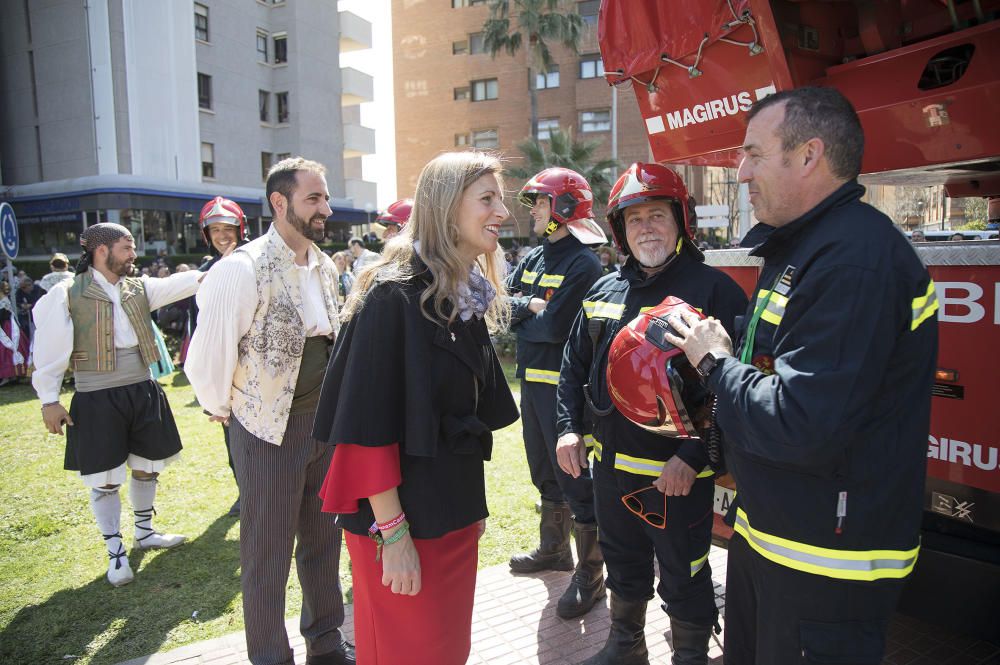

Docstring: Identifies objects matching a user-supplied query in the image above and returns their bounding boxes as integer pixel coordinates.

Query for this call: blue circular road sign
[0,202,18,260]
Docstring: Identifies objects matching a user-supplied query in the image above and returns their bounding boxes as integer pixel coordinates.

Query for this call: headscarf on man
[75,223,133,274]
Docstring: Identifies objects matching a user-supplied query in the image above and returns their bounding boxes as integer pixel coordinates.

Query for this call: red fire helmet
[518,167,608,245]
[376,198,414,228]
[606,296,705,438]
[198,196,248,246]
[606,162,697,257]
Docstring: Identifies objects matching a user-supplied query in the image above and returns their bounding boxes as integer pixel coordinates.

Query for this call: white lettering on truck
[935,282,999,325]
[928,435,999,471]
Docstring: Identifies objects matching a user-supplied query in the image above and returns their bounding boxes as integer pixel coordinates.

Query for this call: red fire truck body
[598,0,1000,640]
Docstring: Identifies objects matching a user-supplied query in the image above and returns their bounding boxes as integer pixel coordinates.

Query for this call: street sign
[0,202,18,260]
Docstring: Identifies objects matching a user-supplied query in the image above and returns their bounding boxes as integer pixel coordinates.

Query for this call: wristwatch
[696,351,724,379]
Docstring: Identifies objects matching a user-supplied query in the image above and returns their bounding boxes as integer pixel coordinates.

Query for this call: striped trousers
[230,413,345,665]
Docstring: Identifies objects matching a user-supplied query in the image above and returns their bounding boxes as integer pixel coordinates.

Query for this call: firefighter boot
[556,521,606,618]
[669,617,713,665]
[509,499,573,573]
[581,592,650,665]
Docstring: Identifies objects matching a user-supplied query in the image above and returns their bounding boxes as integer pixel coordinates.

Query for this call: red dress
[320,444,479,665]
[0,315,30,380]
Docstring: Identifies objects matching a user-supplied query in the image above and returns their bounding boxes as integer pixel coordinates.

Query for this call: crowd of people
[21,87,942,665]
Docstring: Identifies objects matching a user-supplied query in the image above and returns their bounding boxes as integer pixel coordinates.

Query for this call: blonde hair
[342,151,510,333]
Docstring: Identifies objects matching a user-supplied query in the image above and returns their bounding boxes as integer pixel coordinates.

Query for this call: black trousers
[592,458,717,625]
[230,413,345,665]
[723,531,905,665]
[520,379,595,524]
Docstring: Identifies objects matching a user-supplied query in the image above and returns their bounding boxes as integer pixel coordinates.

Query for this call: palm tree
[509,128,619,203]
[482,0,583,142]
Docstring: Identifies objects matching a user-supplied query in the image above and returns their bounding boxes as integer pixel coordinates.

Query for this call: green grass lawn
[0,365,534,665]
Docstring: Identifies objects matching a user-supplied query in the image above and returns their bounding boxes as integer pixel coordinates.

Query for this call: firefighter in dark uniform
[665,88,939,664]
[506,168,608,618]
[557,163,748,665]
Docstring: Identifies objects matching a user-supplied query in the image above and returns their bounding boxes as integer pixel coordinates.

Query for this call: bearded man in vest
[32,223,207,587]
[186,157,354,665]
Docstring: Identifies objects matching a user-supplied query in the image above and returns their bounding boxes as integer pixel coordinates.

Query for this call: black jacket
[557,252,748,473]
[709,181,938,571]
[507,236,603,385]
[312,261,519,539]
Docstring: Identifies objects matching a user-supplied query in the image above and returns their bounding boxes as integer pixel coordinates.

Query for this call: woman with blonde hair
[312,151,519,664]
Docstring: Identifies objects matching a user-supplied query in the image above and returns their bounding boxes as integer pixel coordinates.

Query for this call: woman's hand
[381,530,421,596]
[477,519,487,540]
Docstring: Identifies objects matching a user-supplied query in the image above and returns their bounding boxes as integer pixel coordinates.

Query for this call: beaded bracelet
[370,520,410,562]
[377,512,406,532]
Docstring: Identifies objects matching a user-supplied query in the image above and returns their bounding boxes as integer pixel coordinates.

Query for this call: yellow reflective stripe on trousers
[585,435,602,461]
[537,274,565,288]
[756,289,788,326]
[690,549,710,577]
[520,270,538,285]
[733,508,919,581]
[911,280,938,331]
[583,301,625,320]
[524,368,559,385]
[612,452,714,479]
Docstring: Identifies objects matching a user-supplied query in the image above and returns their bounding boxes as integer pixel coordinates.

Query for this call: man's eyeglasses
[621,485,667,529]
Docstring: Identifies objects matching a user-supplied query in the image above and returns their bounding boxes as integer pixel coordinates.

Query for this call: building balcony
[339,11,372,53]
[345,178,378,210]
[343,122,375,158]
[341,67,374,106]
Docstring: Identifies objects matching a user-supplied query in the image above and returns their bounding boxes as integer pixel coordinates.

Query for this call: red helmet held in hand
[375,199,413,240]
[606,296,707,438]
[518,167,607,245]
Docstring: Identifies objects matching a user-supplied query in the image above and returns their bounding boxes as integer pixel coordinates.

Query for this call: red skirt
[346,523,479,665]
[0,320,29,380]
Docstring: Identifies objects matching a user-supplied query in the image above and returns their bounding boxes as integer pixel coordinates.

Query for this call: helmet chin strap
[542,220,560,238]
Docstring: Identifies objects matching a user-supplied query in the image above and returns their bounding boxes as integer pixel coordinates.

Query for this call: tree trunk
[527,64,539,246]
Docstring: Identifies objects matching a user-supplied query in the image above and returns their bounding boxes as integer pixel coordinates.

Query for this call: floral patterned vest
[231,226,341,445]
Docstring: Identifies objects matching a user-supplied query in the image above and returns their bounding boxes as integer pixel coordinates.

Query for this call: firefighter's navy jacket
[707,181,939,582]
[557,252,748,475]
[507,236,603,385]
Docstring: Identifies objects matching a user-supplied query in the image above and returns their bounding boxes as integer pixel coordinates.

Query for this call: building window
[452,40,468,55]
[194,3,209,42]
[276,152,290,161]
[201,142,215,178]
[471,78,498,101]
[455,133,469,146]
[276,92,289,123]
[273,33,287,64]
[538,117,559,140]
[578,0,599,26]
[197,73,212,109]
[472,128,498,149]
[259,90,270,123]
[535,67,559,90]
[261,152,272,181]
[580,109,611,133]
[580,54,605,79]
[452,0,486,6]
[257,29,269,62]
[468,32,485,54]
[454,86,470,101]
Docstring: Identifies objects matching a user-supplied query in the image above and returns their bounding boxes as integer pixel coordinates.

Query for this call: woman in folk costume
[31,223,207,586]
[0,281,30,384]
[313,151,519,665]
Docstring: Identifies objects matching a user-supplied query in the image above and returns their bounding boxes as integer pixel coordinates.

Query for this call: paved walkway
[117,546,999,665]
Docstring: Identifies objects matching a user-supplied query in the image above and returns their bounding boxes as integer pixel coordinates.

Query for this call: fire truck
[597,0,1000,641]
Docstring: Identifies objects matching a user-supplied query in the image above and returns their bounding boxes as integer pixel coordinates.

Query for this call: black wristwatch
[696,351,725,379]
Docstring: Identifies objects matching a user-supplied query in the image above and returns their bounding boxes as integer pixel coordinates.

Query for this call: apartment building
[0,0,377,259]
[391,0,651,238]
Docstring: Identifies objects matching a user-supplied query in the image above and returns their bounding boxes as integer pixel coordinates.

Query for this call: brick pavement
[117,545,999,665]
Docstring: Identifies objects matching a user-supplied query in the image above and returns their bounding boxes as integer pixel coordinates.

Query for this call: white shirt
[185,249,333,417]
[31,269,202,403]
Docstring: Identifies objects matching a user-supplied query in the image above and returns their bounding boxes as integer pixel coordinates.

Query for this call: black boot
[509,500,573,573]
[581,592,649,665]
[669,616,713,665]
[557,521,606,618]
